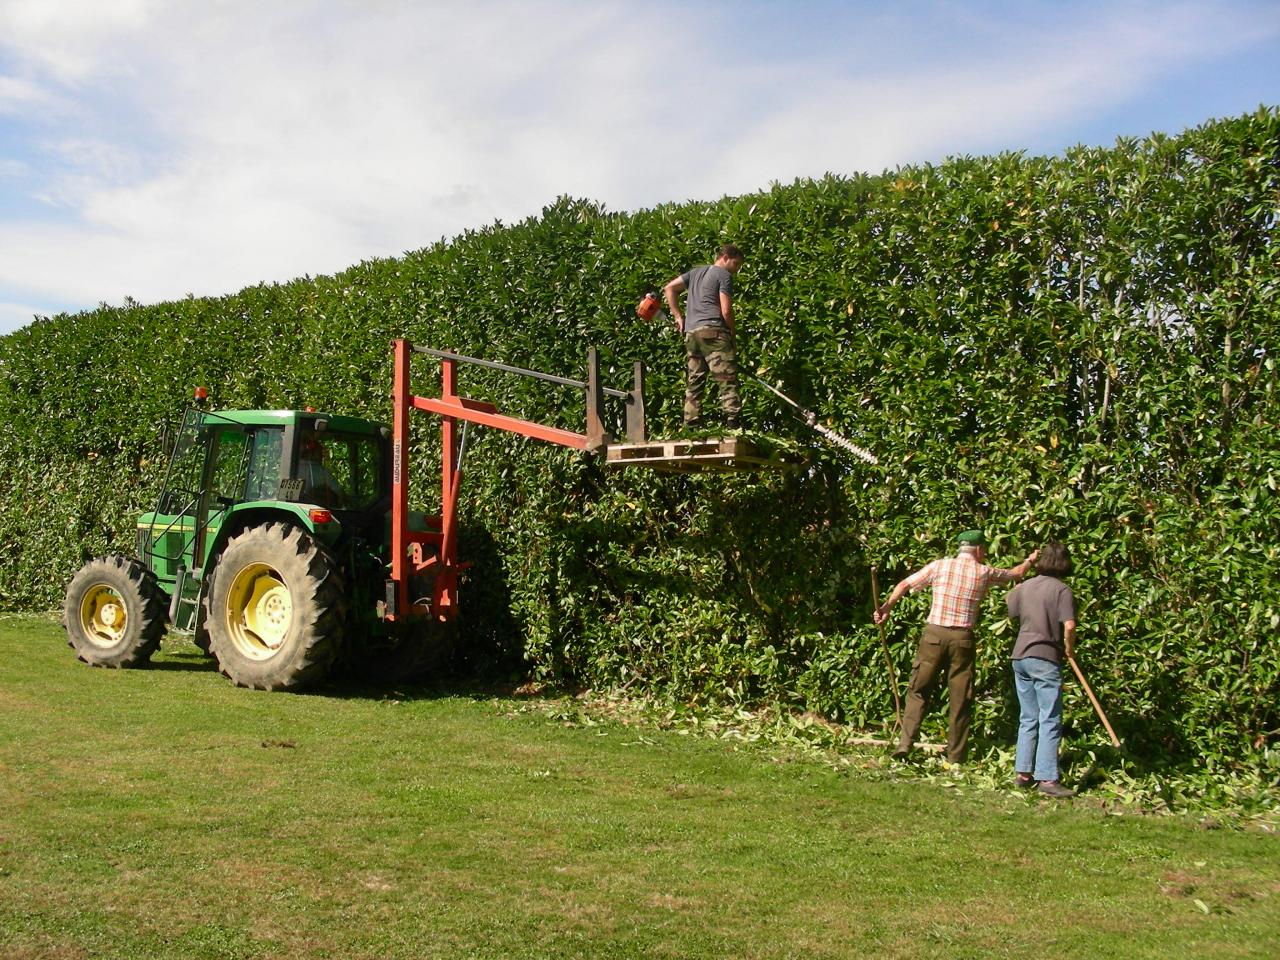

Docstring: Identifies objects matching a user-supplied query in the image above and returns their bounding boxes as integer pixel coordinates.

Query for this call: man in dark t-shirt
[662,243,744,428]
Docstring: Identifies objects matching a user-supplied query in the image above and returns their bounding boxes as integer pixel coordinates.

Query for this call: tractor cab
[138,407,391,631]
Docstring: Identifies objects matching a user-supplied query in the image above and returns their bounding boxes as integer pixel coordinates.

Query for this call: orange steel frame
[386,338,635,623]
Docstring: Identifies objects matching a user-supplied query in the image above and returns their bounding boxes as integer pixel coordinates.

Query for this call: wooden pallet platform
[604,435,804,473]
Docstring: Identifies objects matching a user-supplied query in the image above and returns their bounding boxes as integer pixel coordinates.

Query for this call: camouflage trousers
[683,326,741,424]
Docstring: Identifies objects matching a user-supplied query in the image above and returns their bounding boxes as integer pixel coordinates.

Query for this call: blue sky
[0,0,1277,334]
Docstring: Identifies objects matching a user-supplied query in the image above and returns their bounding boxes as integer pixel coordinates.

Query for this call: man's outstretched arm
[873,579,911,625]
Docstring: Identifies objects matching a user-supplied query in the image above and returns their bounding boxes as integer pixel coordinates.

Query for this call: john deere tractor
[62,340,651,691]
[62,402,436,689]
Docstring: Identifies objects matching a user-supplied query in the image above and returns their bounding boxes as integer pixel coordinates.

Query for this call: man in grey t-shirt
[662,243,744,428]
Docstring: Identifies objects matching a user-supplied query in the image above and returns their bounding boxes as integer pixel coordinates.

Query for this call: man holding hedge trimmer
[662,243,745,430]
[874,530,1037,766]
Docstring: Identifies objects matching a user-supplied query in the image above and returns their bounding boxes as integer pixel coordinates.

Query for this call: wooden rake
[871,566,903,730]
[1067,655,1121,749]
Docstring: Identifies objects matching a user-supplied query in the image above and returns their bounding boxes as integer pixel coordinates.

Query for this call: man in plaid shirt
[874,530,1037,763]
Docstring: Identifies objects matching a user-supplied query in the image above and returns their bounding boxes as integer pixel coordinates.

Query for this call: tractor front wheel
[63,555,168,668]
[206,522,347,691]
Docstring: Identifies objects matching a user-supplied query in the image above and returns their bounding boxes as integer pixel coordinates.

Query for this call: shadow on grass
[320,672,580,706]
[149,650,218,672]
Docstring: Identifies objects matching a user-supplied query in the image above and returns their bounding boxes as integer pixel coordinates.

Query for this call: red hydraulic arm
[384,338,645,622]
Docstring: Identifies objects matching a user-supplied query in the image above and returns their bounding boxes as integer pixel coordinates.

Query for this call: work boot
[1037,780,1075,799]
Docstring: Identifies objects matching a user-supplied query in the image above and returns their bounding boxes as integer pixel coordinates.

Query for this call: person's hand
[1065,643,1075,660]
[1028,549,1040,565]
[873,605,888,625]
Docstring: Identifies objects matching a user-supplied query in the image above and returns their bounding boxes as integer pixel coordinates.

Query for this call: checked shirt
[903,553,1018,629]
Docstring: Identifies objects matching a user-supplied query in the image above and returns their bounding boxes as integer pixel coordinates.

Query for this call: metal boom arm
[384,338,645,622]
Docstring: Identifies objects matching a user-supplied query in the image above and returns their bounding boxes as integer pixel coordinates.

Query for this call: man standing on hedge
[874,531,1037,764]
[662,243,744,429]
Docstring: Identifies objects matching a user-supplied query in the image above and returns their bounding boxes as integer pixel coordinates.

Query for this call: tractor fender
[206,502,345,567]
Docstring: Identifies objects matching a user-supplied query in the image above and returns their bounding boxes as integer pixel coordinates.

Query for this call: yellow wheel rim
[79,584,127,648]
[225,562,293,661]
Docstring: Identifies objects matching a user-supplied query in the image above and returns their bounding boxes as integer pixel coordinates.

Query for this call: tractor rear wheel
[205,522,347,691]
[63,555,168,668]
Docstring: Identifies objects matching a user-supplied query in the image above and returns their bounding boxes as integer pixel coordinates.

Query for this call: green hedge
[2,108,1277,768]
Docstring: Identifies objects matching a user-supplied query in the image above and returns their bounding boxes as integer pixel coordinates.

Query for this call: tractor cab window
[209,428,249,505]
[245,428,284,501]
[157,409,208,516]
[296,428,382,511]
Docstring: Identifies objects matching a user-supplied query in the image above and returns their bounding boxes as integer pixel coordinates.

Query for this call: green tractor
[62,340,650,691]
[62,403,431,689]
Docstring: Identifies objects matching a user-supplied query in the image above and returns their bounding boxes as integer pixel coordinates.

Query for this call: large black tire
[63,555,168,668]
[205,522,347,691]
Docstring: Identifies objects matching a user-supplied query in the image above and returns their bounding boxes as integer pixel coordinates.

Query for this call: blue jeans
[1013,657,1063,782]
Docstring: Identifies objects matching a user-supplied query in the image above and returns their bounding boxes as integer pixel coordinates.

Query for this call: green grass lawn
[1,614,1277,959]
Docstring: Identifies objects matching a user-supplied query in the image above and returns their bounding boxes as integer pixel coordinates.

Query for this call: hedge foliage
[1,109,1277,768]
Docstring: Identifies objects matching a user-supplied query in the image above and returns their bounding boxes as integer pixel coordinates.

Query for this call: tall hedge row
[1,109,1276,767]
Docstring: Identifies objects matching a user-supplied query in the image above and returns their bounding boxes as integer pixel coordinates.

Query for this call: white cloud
[0,74,54,115]
[0,0,1275,334]
[0,0,155,84]
[0,1,698,313]
[0,299,52,332]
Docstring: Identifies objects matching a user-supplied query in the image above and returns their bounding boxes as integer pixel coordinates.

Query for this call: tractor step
[604,436,803,473]
[168,565,203,633]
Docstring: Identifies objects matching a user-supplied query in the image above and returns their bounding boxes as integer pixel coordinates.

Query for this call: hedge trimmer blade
[749,376,879,466]
[809,419,879,466]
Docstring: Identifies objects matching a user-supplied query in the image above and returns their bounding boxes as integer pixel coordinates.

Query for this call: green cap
[956,529,987,546]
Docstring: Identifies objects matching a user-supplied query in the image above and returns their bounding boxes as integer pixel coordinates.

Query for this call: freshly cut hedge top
[1,109,1276,768]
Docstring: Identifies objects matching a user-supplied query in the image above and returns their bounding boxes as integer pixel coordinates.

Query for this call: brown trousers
[897,623,976,763]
